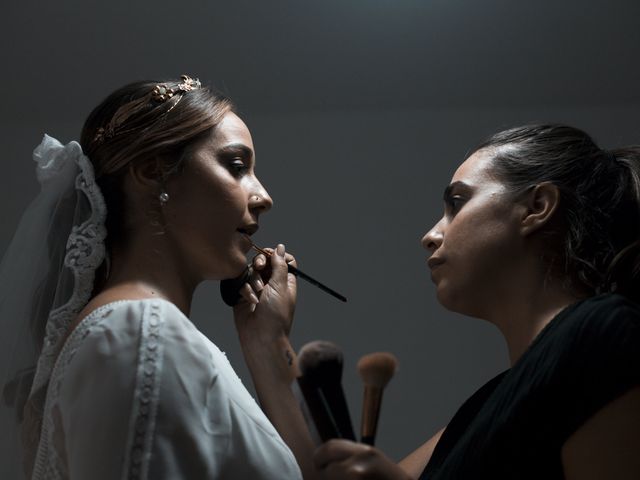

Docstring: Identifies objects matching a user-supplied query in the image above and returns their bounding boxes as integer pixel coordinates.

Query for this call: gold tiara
[93,75,202,145]
[151,75,201,102]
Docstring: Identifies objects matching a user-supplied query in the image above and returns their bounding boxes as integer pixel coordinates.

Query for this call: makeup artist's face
[164,112,273,280]
[421,149,524,318]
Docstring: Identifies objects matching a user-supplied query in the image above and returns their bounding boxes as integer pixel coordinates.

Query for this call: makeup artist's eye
[445,196,466,215]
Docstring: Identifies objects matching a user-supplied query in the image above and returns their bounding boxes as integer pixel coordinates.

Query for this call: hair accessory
[177,74,201,92]
[92,75,202,145]
[151,75,202,101]
[151,84,176,102]
[151,75,201,105]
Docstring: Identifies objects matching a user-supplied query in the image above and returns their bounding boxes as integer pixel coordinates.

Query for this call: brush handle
[297,375,356,442]
[360,386,383,446]
[361,435,375,446]
[220,263,347,306]
[288,264,347,302]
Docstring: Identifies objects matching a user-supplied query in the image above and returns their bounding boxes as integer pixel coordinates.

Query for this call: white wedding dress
[30,298,302,480]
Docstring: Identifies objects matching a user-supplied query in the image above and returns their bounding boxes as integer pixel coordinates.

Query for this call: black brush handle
[220,264,347,306]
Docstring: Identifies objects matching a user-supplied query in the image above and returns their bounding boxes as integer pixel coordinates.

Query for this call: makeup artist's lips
[427,257,445,271]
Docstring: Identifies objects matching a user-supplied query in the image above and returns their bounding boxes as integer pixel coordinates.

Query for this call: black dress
[420,293,640,479]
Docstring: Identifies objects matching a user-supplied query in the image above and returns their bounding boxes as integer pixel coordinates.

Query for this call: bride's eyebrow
[217,143,254,159]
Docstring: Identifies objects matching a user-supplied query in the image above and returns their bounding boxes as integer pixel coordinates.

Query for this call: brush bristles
[298,340,344,385]
[357,352,398,388]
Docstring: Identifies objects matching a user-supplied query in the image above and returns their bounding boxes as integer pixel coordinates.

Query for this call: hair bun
[605,239,640,300]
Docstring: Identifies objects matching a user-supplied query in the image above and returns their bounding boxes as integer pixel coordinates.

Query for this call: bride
[0,76,317,480]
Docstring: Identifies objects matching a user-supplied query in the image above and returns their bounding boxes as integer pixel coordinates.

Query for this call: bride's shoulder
[60,295,203,378]
[64,292,197,361]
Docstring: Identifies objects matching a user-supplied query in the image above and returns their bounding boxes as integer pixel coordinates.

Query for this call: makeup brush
[297,340,356,442]
[357,352,398,446]
[219,237,347,306]
[248,241,347,303]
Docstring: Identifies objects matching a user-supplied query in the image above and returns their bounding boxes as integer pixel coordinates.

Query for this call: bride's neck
[100,237,198,316]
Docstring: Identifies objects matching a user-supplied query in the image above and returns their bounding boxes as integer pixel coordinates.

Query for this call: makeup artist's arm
[234,244,320,480]
[561,386,640,479]
[398,427,445,478]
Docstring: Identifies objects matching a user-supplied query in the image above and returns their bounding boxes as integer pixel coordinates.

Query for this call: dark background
[1,0,639,461]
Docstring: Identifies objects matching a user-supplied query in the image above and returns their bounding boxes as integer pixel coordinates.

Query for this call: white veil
[0,135,107,479]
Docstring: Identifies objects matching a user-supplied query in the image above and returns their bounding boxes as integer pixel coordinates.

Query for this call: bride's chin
[201,255,247,282]
[226,255,250,279]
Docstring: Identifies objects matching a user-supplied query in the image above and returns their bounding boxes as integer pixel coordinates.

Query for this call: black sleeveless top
[420,293,640,479]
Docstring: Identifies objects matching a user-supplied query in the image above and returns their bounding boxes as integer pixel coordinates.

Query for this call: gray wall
[1,0,639,462]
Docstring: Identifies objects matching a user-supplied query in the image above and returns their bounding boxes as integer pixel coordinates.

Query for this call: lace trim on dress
[32,300,166,480]
[32,301,128,479]
[122,301,166,480]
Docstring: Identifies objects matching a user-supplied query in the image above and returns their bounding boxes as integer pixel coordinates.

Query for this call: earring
[159,191,170,204]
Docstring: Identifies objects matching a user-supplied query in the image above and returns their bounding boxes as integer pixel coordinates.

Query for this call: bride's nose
[248,180,273,214]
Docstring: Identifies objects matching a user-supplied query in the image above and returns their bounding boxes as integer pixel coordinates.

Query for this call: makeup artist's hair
[80,77,234,251]
[474,124,640,299]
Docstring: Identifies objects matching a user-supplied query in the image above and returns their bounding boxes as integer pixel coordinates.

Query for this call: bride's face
[163,111,273,280]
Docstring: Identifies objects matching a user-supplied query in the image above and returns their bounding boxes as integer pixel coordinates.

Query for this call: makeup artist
[308,125,640,479]
[0,76,321,479]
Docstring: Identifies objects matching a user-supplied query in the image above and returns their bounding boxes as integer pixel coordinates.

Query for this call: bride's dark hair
[474,124,640,300]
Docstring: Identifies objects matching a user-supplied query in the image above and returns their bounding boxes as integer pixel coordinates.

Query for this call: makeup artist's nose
[421,221,443,253]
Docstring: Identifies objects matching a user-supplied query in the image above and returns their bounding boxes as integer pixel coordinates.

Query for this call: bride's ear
[519,182,561,237]
[127,158,164,192]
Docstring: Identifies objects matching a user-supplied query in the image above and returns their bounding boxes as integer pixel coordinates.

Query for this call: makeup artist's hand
[314,440,412,480]
[233,243,297,339]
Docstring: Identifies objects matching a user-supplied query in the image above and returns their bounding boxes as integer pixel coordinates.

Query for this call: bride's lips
[236,232,254,253]
[236,224,259,253]
[237,223,259,236]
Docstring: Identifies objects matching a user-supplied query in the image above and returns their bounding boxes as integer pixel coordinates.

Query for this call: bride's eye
[217,144,254,177]
[227,158,249,176]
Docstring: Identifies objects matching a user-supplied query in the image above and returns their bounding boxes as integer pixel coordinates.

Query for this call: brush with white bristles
[357,352,398,446]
